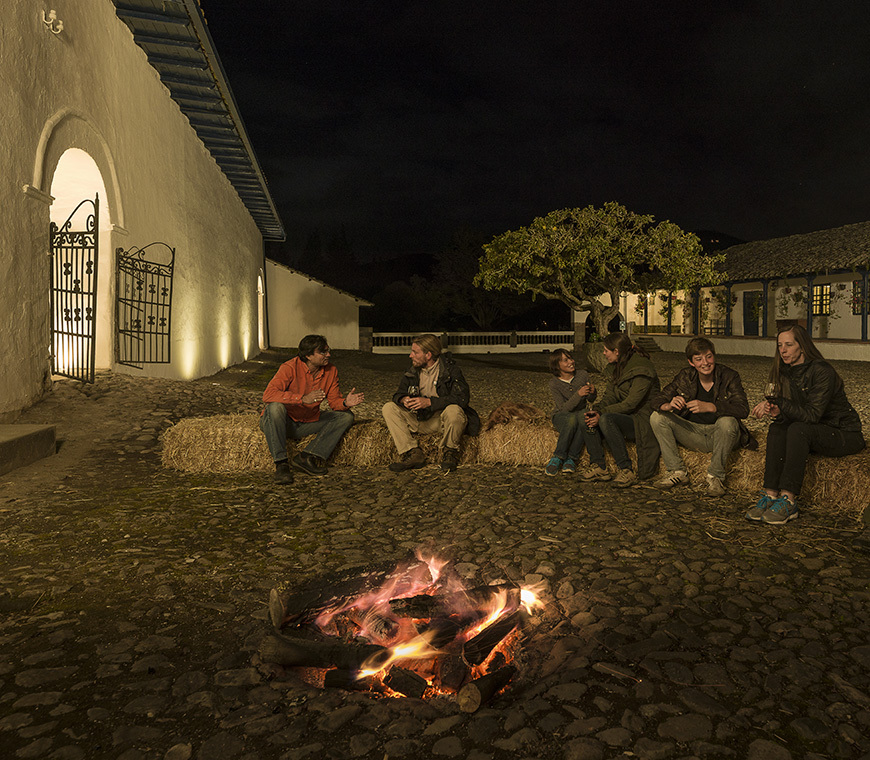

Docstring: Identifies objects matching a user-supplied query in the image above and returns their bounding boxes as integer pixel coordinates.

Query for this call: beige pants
[381,402,467,455]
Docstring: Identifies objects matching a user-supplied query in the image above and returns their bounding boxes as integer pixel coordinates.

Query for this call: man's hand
[344,388,364,408]
[302,389,326,404]
[662,395,686,412]
[685,399,716,414]
[584,410,600,428]
[578,383,593,397]
[404,396,432,411]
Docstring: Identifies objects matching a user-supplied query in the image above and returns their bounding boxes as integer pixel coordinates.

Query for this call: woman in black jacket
[748,324,864,524]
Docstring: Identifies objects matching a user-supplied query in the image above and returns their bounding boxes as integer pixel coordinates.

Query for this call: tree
[433,228,530,329]
[475,202,724,340]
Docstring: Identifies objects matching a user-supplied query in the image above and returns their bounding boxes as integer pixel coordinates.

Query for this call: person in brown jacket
[649,337,754,496]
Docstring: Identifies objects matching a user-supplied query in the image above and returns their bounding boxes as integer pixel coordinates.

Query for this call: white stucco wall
[265,260,362,350]
[1,1,265,419]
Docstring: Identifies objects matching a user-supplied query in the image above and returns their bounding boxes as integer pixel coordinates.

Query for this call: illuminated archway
[50,148,113,370]
[257,269,267,350]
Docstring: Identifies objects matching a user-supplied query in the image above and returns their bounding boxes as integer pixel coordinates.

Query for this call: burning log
[384,667,428,698]
[462,610,523,667]
[457,665,517,713]
[344,606,398,641]
[388,582,521,620]
[323,669,377,691]
[417,615,478,649]
[269,557,432,629]
[436,654,470,693]
[259,633,386,671]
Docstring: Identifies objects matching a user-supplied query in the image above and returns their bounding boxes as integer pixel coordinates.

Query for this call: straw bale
[161,415,868,521]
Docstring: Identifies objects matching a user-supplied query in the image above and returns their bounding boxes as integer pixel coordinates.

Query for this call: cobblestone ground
[1,350,869,760]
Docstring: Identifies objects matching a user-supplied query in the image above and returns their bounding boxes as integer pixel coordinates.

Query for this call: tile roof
[112,0,285,240]
[721,221,870,282]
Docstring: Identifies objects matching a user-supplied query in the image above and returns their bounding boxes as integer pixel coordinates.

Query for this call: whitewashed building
[2,0,288,421]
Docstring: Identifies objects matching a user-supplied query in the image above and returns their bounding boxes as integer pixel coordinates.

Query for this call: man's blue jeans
[597,412,636,471]
[259,402,354,463]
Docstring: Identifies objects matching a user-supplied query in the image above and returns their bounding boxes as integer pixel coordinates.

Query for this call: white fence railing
[371,331,575,354]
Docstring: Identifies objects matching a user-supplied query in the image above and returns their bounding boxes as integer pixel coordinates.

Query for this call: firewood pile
[257,552,542,710]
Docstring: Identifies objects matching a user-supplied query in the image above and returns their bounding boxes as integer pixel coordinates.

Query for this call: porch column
[806,275,814,336]
[692,288,700,335]
[666,291,673,335]
[724,284,732,336]
[863,271,868,342]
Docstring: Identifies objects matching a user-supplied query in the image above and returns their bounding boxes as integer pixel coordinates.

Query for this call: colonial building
[625,222,870,360]
[3,0,287,421]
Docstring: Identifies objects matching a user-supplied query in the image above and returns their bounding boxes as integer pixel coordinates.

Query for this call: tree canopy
[475,202,724,338]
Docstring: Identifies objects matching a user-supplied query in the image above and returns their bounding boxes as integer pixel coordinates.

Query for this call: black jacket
[776,359,862,432]
[650,363,757,449]
[391,352,481,436]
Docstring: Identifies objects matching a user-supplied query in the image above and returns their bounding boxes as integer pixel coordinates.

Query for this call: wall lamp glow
[42,9,64,34]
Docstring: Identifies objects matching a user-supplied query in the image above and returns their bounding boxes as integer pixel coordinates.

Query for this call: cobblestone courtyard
[1,349,869,760]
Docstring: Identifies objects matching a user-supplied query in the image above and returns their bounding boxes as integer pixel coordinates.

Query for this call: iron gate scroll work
[116,243,175,368]
[50,196,99,383]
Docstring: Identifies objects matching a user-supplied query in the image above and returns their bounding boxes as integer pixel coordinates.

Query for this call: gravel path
[0,348,868,760]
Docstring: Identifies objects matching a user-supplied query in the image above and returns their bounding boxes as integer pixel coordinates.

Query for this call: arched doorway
[257,270,267,350]
[49,148,112,376]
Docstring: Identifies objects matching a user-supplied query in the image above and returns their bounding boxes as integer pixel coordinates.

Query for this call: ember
[259,550,543,708]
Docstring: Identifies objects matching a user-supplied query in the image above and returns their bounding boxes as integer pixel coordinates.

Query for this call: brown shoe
[274,460,294,485]
[388,447,427,472]
[441,447,460,472]
[611,468,636,488]
[580,464,612,482]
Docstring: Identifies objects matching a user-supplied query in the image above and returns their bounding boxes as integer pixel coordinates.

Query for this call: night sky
[200,1,870,262]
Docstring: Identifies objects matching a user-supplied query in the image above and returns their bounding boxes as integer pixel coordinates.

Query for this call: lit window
[812,284,830,316]
[852,280,866,316]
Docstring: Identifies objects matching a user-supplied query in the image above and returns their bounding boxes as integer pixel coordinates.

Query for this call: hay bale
[160,414,868,522]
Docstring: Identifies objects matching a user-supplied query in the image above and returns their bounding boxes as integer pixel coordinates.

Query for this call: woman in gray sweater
[546,349,596,475]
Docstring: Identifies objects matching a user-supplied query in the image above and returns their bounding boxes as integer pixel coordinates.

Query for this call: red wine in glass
[407,385,420,398]
[765,383,779,403]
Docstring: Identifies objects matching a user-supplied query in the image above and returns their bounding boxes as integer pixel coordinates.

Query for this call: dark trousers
[591,412,635,470]
[764,421,865,495]
[552,411,588,460]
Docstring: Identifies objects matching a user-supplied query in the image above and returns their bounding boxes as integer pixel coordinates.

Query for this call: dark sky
[200,1,870,260]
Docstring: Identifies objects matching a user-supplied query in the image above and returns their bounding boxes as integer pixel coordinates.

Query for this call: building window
[812,284,831,316]
[852,280,866,316]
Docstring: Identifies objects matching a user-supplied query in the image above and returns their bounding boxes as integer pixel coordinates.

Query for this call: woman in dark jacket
[748,324,864,525]
[582,332,660,487]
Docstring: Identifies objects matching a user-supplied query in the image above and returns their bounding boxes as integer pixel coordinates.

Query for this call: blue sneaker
[562,458,576,474]
[745,492,773,522]
[763,495,799,524]
[545,457,562,476]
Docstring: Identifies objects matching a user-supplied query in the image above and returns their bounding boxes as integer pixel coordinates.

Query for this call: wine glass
[407,385,420,398]
[764,382,779,403]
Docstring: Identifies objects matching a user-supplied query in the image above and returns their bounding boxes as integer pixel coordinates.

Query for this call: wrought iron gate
[115,243,175,368]
[50,196,99,383]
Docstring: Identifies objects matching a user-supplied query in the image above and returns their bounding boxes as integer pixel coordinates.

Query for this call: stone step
[0,425,56,477]
[632,336,663,352]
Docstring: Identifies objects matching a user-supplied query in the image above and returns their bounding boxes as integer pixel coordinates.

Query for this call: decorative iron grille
[50,196,99,383]
[116,243,175,368]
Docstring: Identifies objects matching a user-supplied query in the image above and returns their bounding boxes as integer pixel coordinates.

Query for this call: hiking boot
[441,447,461,473]
[274,460,294,485]
[655,470,689,490]
[580,464,611,482]
[545,457,562,476]
[705,474,726,497]
[389,447,427,472]
[291,452,328,476]
[762,495,799,524]
[611,468,636,488]
[745,492,773,522]
[562,458,577,474]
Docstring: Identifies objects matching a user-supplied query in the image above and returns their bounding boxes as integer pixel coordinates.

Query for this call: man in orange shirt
[260,334,364,484]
